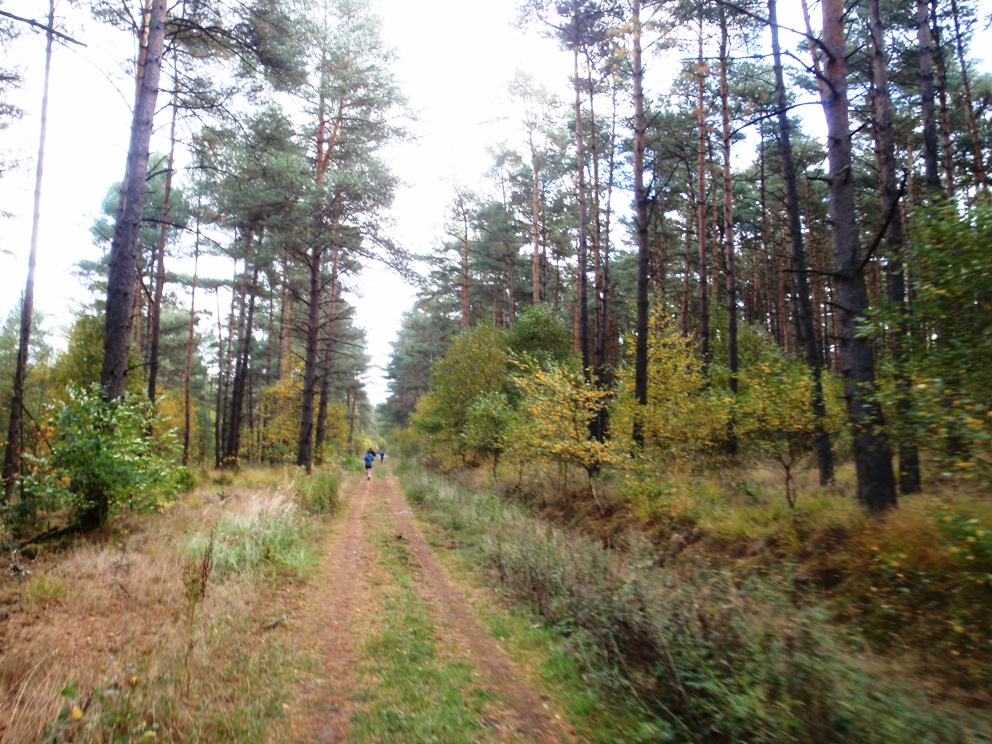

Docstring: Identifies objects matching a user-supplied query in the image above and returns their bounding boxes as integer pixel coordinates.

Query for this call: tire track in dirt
[284,477,374,744]
[379,471,575,744]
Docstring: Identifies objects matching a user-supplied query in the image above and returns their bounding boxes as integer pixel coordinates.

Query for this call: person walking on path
[379,449,385,462]
[364,448,376,480]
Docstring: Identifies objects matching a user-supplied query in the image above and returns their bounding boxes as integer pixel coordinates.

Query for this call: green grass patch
[184,509,319,581]
[293,468,341,514]
[350,507,499,743]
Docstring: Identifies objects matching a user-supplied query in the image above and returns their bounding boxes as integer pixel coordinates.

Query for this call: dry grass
[0,469,315,743]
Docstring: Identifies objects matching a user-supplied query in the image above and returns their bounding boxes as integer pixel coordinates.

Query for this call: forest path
[282,465,574,744]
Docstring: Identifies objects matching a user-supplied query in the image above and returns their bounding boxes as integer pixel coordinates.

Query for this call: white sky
[0,0,989,405]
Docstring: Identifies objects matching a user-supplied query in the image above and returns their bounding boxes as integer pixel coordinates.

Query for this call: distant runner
[379,449,385,462]
[364,448,376,480]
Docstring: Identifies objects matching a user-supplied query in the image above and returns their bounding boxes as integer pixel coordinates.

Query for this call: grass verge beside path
[397,460,987,744]
[0,466,339,743]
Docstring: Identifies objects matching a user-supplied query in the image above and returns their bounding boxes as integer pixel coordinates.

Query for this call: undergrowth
[400,462,974,743]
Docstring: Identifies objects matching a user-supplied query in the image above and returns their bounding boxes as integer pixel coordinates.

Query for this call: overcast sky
[0,0,989,405]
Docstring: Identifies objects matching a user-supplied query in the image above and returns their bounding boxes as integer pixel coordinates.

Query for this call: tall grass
[401,466,967,743]
[292,468,341,514]
[183,500,317,581]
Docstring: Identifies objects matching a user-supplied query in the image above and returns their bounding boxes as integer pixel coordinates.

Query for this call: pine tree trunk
[770,0,833,484]
[572,39,590,377]
[2,0,54,502]
[917,0,942,193]
[719,8,739,457]
[183,217,200,466]
[931,2,956,198]
[696,21,710,372]
[296,245,323,473]
[949,0,987,187]
[147,83,178,407]
[461,213,471,328]
[100,0,167,404]
[821,0,897,512]
[586,65,603,372]
[225,267,259,465]
[633,0,649,448]
[870,0,921,493]
[530,127,542,304]
[315,248,339,458]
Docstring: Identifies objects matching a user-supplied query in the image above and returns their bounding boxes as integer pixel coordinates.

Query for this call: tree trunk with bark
[719,8,739,456]
[2,0,54,502]
[572,36,591,377]
[315,248,339,457]
[917,0,942,193]
[769,0,833,484]
[871,0,921,493]
[632,0,649,447]
[100,0,167,404]
[147,84,178,407]
[949,0,987,188]
[821,0,897,512]
[296,245,323,472]
[224,267,259,465]
[183,216,200,466]
[696,21,710,372]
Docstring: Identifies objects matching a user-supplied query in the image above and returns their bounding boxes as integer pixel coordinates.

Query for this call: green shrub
[175,467,197,493]
[20,384,181,527]
[292,469,341,514]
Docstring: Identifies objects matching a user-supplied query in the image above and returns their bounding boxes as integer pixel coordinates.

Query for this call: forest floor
[0,465,579,743]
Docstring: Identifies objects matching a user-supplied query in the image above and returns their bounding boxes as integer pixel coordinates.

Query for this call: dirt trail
[285,468,573,744]
[284,476,374,743]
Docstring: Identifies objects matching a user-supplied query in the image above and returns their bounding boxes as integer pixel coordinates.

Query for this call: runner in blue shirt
[364,449,376,480]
